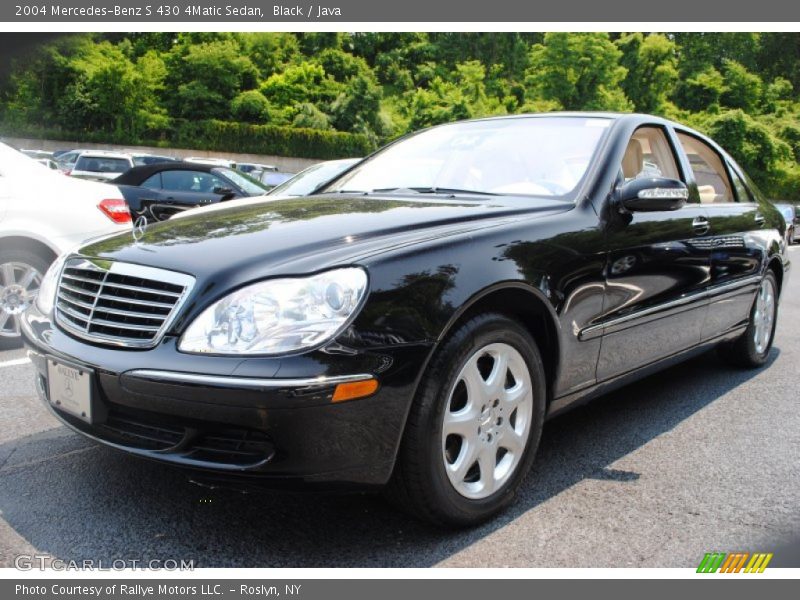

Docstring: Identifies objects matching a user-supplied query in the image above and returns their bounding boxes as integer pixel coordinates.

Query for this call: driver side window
[622,127,681,182]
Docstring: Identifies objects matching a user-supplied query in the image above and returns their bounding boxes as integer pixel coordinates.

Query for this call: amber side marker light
[332,378,379,403]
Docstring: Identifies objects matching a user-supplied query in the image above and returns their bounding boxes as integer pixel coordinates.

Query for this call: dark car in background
[775,203,799,245]
[22,113,789,527]
[114,162,269,222]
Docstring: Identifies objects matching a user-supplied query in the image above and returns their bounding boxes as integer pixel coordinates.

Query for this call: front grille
[55,258,194,348]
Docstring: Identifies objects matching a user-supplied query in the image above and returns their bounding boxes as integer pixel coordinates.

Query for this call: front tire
[0,249,50,350]
[718,271,779,368]
[388,313,546,527]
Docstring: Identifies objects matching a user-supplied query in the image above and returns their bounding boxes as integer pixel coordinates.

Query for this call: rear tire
[0,249,51,350]
[387,312,546,527]
[717,271,779,369]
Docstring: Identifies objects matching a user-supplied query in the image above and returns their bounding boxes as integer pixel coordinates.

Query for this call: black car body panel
[22,113,790,488]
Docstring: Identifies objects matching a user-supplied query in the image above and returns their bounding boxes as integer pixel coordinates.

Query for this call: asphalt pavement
[1,247,798,568]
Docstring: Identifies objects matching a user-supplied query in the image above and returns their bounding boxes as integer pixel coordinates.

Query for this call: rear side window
[728,166,754,203]
[141,173,162,189]
[677,133,734,203]
[161,170,228,193]
[75,156,131,173]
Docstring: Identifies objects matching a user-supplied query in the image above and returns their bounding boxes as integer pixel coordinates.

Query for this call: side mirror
[616,177,688,212]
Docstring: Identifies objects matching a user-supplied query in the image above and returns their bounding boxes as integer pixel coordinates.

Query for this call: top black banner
[2,0,800,22]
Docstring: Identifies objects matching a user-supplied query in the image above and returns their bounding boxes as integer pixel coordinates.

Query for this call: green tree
[260,62,338,107]
[330,72,384,134]
[677,66,726,112]
[406,77,472,129]
[165,38,259,119]
[525,33,631,111]
[616,33,678,113]
[720,60,763,112]
[242,33,299,78]
[59,41,166,135]
[292,102,332,130]
[705,109,790,181]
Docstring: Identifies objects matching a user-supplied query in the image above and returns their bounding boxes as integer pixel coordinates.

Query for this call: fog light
[332,379,379,403]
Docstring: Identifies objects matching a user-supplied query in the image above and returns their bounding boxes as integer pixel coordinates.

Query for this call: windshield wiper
[371,186,498,196]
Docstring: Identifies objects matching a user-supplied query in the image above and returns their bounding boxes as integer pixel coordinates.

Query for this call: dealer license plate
[47,359,93,423]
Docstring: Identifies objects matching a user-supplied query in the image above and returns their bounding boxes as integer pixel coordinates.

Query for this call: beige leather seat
[697,185,718,204]
[622,139,644,179]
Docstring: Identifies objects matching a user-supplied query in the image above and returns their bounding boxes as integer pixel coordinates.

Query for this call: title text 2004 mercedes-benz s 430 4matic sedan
[21,113,790,526]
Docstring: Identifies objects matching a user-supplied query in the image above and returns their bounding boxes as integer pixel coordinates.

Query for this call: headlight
[35,252,69,316]
[178,267,368,355]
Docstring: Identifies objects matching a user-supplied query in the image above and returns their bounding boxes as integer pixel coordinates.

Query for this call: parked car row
[0,142,362,348]
[16,146,298,188]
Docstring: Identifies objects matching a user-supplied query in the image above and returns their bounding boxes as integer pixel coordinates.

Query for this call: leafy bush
[0,118,374,160]
[230,90,272,124]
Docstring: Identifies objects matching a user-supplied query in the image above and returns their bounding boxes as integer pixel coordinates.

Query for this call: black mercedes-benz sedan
[22,113,790,526]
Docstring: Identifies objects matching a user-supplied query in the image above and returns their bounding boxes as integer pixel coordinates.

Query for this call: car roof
[113,161,225,184]
[457,111,703,136]
[76,150,133,160]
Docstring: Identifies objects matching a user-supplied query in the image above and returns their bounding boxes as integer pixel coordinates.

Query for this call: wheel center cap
[1,286,27,315]
[478,404,501,443]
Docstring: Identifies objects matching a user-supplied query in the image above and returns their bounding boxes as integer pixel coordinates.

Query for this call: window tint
[160,170,228,193]
[622,127,680,181]
[75,156,131,173]
[677,133,733,203]
[728,166,753,203]
[141,173,162,189]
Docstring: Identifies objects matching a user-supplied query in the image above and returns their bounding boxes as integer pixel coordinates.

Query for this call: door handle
[692,216,710,235]
[754,213,765,227]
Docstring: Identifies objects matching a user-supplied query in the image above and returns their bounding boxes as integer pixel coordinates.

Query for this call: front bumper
[21,305,432,488]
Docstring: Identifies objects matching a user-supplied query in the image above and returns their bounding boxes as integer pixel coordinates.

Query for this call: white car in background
[185,156,237,168]
[0,142,132,348]
[70,151,135,181]
[53,148,92,173]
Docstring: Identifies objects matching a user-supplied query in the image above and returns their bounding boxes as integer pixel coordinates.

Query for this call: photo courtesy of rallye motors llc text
[14,584,301,597]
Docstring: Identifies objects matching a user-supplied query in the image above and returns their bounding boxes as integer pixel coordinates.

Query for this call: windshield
[326,116,611,198]
[215,167,268,195]
[269,159,359,197]
[75,156,131,173]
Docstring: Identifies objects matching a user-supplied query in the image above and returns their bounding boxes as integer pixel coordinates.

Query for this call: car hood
[79,194,570,282]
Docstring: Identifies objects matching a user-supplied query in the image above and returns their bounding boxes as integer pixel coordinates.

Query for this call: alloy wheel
[441,342,533,499]
[752,277,776,356]
[0,262,42,338]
